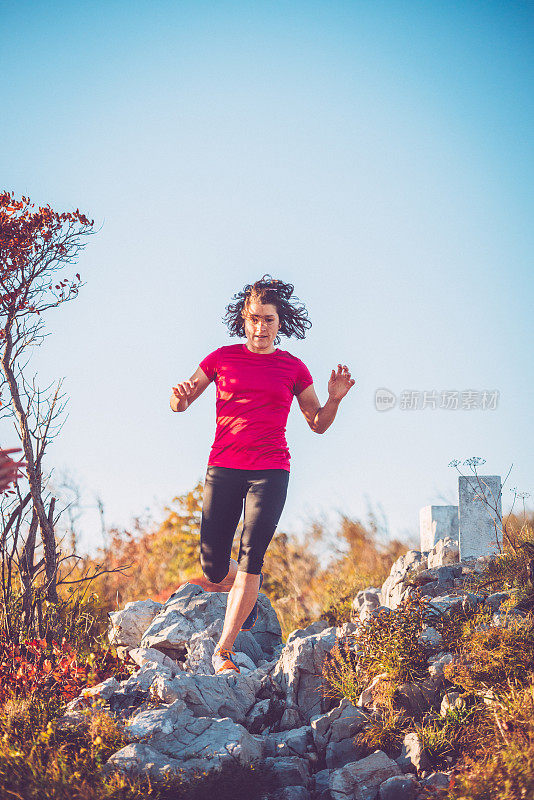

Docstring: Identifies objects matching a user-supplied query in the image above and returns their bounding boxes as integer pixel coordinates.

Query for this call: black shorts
[200,465,290,580]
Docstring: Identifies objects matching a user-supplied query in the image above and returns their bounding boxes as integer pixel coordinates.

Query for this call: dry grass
[415,703,488,768]
[450,680,534,800]
[0,692,271,800]
[322,638,362,706]
[444,614,534,695]
[465,515,534,597]
[321,555,534,794]
[358,708,406,754]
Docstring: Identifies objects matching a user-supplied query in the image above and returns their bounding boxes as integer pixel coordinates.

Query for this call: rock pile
[61,538,523,799]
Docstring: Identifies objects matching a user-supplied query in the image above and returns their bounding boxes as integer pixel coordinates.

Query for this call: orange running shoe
[212,647,241,674]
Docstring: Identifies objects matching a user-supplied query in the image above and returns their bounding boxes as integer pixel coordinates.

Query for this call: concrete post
[458,475,502,560]
[419,505,459,552]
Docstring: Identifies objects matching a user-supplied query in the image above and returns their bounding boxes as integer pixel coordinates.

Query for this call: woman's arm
[297,364,355,434]
[170,366,212,412]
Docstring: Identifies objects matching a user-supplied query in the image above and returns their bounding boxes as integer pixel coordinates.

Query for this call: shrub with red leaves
[0,632,132,703]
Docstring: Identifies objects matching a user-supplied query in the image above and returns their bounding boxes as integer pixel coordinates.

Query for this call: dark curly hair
[222,275,312,345]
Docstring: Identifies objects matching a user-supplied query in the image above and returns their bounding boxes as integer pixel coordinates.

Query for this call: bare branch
[58,563,134,586]
[1,193,96,630]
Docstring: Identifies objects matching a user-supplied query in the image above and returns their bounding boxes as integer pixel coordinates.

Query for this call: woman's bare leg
[216,571,260,652]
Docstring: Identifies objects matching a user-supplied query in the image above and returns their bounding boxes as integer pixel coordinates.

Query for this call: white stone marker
[458,475,502,560]
[419,506,459,552]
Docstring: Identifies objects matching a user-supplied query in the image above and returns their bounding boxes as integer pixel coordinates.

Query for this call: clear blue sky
[1,1,533,554]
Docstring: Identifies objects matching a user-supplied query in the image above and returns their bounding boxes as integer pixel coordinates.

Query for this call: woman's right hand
[0,448,26,493]
[172,378,199,411]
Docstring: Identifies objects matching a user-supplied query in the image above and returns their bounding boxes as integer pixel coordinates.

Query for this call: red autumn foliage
[0,631,133,703]
[0,191,92,320]
[0,191,95,623]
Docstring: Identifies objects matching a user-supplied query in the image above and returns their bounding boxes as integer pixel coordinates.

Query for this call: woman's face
[243,299,280,354]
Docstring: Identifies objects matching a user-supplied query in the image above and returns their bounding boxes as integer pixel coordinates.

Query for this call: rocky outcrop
[379,537,463,609]
[329,751,401,800]
[396,731,432,774]
[351,588,381,623]
[108,599,162,651]
[84,587,351,789]
[271,625,339,726]
[105,702,265,781]
[141,584,282,666]
[64,537,512,798]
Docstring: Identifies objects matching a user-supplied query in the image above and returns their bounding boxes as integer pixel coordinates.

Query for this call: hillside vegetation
[1,479,533,799]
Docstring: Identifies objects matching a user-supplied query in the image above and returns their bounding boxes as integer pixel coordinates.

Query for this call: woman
[170,276,355,674]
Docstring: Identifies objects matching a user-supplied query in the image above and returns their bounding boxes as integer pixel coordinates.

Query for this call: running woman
[170,276,355,674]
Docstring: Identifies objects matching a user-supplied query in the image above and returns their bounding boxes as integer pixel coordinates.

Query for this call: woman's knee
[236,546,263,576]
[200,552,230,584]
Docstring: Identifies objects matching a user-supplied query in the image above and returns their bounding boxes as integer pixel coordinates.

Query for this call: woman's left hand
[328,364,356,403]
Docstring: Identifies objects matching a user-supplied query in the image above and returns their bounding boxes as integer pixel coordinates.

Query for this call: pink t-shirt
[199,343,313,472]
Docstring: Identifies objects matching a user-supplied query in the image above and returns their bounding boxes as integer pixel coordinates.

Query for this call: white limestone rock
[179,618,266,675]
[140,585,221,653]
[108,599,162,649]
[357,673,389,709]
[379,539,463,610]
[287,619,330,644]
[421,771,451,789]
[396,732,431,773]
[329,705,367,743]
[485,591,511,610]
[233,651,257,672]
[427,537,460,568]
[110,704,264,779]
[379,774,419,800]
[336,621,359,637]
[491,612,530,628]
[149,670,257,724]
[272,627,338,723]
[183,619,222,674]
[395,678,443,716]
[279,705,305,731]
[245,698,272,732]
[129,647,182,674]
[330,751,401,800]
[418,626,443,648]
[122,663,170,692]
[55,704,108,733]
[440,692,464,716]
[379,551,427,609]
[103,742,184,782]
[351,588,381,623]
[124,699,188,739]
[264,756,311,790]
[326,738,363,770]
[263,726,312,758]
[429,595,464,615]
[141,583,282,660]
[314,768,331,800]
[81,676,121,701]
[428,652,453,678]
[274,788,311,800]
[311,698,367,755]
